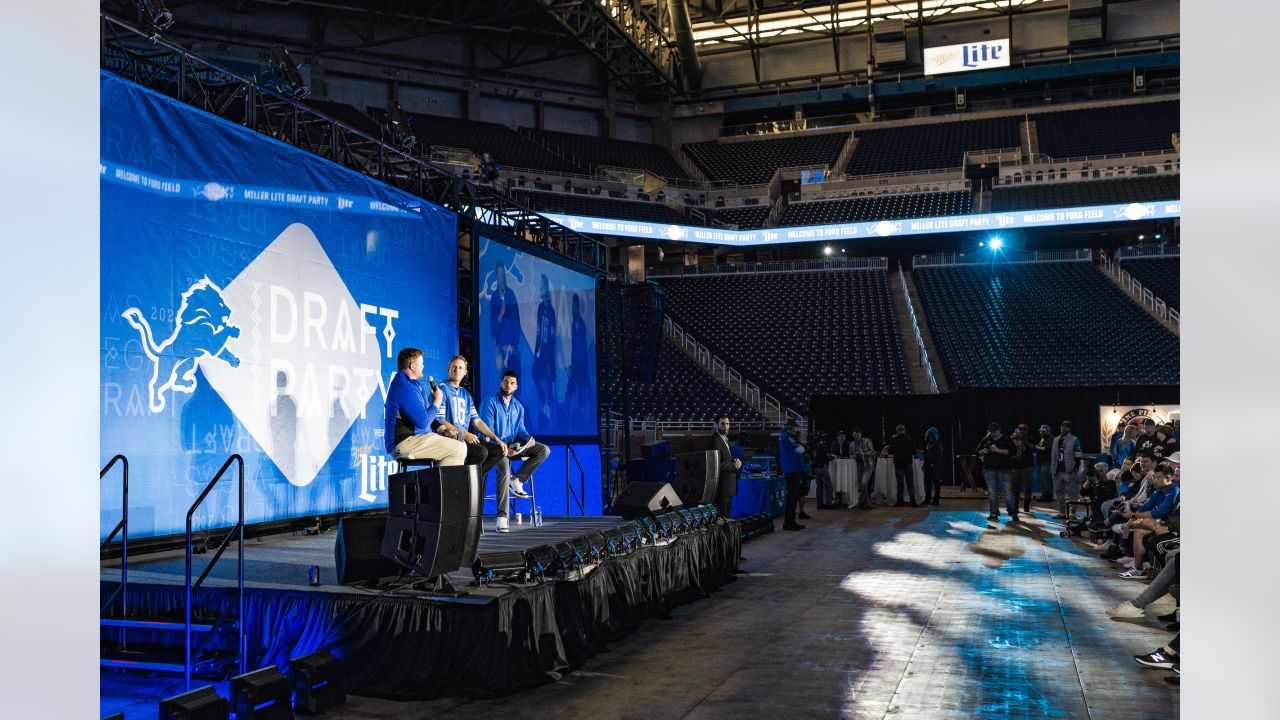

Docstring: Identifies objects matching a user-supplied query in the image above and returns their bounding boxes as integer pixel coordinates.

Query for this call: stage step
[100,649,185,672]
[101,618,216,632]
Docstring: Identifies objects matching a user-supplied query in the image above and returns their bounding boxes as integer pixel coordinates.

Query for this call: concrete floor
[102,495,1179,719]
[339,497,1179,720]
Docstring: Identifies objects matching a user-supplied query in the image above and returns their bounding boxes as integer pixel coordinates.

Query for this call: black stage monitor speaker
[675,450,719,505]
[334,516,401,585]
[613,481,682,519]
[382,464,483,577]
[158,685,229,720]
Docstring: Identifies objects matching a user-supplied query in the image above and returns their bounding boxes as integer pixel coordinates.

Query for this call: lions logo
[122,277,242,413]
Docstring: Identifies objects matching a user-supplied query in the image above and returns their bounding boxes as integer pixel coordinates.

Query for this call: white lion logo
[121,277,242,413]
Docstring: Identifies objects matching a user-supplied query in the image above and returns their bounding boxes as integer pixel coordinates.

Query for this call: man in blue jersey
[432,355,507,482]
[478,370,551,532]
[383,348,467,466]
[778,419,807,531]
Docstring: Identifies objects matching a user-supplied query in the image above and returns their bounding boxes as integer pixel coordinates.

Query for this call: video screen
[476,235,598,437]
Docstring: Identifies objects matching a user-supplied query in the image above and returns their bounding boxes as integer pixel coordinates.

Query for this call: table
[828,458,861,506]
[731,476,785,518]
[874,458,926,505]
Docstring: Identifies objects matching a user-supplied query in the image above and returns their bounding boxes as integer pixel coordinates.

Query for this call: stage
[100,515,741,700]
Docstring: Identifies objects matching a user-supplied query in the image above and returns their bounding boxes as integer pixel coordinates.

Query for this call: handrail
[913,248,1092,267]
[1098,251,1180,329]
[100,454,129,618]
[565,445,586,516]
[184,454,245,689]
[648,256,887,277]
[897,266,940,394]
[662,315,804,425]
[1115,243,1180,260]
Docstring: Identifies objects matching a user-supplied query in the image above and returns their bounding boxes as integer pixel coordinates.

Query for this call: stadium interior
[97,0,1182,717]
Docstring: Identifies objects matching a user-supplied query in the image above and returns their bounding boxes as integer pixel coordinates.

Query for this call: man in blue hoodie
[383,348,467,466]
[778,419,807,531]
[478,370,551,532]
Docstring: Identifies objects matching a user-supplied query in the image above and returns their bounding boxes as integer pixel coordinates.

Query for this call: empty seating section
[513,190,689,225]
[779,191,972,226]
[655,270,913,411]
[683,133,849,184]
[714,205,771,229]
[602,337,767,422]
[1033,102,1178,159]
[1120,257,1180,309]
[990,175,1179,211]
[845,117,1020,176]
[302,99,383,138]
[526,128,689,179]
[913,262,1179,388]
[407,114,580,173]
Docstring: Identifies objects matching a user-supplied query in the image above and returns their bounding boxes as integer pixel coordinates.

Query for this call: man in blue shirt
[778,419,807,531]
[478,370,551,532]
[383,348,467,466]
[1118,463,1180,579]
[432,355,508,486]
[489,263,522,384]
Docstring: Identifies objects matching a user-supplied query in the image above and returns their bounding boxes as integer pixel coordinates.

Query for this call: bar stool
[482,457,541,527]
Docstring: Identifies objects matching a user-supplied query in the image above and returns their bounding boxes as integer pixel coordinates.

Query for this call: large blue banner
[100,73,457,539]
[476,234,598,438]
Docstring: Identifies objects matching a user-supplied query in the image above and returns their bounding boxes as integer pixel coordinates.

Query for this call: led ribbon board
[544,200,1180,247]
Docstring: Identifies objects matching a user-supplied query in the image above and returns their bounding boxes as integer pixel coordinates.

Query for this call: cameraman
[976,422,1018,522]
[1081,461,1117,524]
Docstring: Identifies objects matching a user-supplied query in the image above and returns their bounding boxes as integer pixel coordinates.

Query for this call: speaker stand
[408,574,464,597]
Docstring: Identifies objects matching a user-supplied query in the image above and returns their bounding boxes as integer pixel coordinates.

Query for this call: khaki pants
[393,433,467,466]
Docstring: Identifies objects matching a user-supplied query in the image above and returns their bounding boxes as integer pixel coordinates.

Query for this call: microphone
[426,374,439,392]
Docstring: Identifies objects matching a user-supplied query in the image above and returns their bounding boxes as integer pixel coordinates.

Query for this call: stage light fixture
[158,685,229,720]
[823,246,833,255]
[135,0,174,30]
[386,99,416,149]
[524,544,561,579]
[988,237,1004,250]
[231,665,292,720]
[978,241,985,248]
[1154,233,1163,240]
[600,527,625,555]
[269,44,310,99]
[1138,234,1145,240]
[473,550,530,584]
[290,650,346,715]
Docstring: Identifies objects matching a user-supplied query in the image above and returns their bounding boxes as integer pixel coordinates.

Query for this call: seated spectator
[1116,462,1179,579]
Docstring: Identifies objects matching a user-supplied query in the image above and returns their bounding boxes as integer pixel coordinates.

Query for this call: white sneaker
[1118,567,1147,580]
[1107,601,1144,619]
[510,480,530,499]
[496,516,510,533]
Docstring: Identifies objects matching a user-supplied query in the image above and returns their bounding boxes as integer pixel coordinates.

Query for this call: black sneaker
[798,512,812,520]
[783,523,806,531]
[1134,649,1179,669]
[1157,610,1179,622]
[895,501,906,507]
[1166,622,1179,632]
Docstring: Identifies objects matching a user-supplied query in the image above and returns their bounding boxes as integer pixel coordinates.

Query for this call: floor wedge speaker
[614,481,682,519]
[334,515,401,585]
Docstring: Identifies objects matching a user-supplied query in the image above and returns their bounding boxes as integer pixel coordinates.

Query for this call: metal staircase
[100,454,247,689]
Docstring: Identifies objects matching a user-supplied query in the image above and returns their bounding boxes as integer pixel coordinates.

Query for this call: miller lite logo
[924,39,1011,76]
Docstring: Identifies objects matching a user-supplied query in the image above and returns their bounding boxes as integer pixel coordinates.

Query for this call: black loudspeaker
[382,464,483,577]
[158,685,229,719]
[334,516,401,585]
[674,451,719,505]
[613,481,682,519]
[619,282,665,383]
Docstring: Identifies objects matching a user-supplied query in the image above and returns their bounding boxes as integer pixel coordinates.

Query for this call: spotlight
[523,544,561,579]
[1154,233,1163,240]
[386,99,416,149]
[230,666,292,720]
[978,241,985,248]
[269,45,310,98]
[840,248,846,254]
[1138,234,1145,240]
[988,237,1003,250]
[290,650,346,714]
[158,685,229,719]
[135,0,174,30]
[823,246,833,256]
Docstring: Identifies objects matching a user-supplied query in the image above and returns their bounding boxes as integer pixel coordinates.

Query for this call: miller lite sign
[924,39,1011,76]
